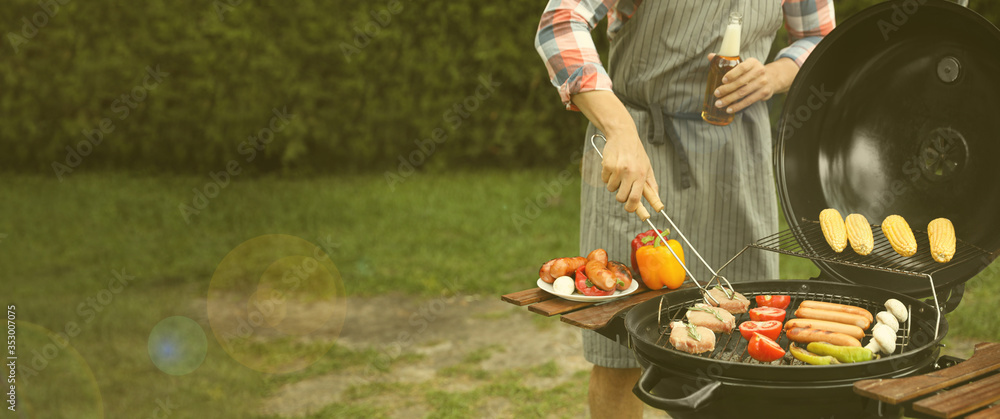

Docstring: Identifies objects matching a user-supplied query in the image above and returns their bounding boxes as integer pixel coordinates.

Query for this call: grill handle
[633,366,721,411]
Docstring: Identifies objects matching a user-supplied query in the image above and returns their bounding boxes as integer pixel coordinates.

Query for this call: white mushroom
[553,276,575,295]
[872,323,897,354]
[876,311,900,332]
[864,338,882,355]
[884,299,908,323]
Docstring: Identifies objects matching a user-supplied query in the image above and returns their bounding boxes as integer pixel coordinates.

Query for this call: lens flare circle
[147,316,208,376]
[14,322,103,418]
[207,234,346,373]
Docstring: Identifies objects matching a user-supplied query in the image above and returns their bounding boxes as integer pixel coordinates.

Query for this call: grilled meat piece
[669,321,716,354]
[705,287,750,314]
[685,303,736,333]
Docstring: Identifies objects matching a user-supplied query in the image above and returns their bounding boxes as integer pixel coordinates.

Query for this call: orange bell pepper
[635,236,686,289]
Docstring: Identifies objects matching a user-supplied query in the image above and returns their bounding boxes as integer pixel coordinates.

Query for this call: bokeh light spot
[148,316,208,376]
[207,234,346,374]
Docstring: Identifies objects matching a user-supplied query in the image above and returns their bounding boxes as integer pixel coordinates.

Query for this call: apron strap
[649,103,666,146]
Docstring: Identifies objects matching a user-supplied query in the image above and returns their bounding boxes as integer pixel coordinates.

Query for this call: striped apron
[581,0,784,368]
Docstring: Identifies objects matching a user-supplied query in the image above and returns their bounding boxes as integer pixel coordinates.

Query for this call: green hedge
[0,0,589,176]
[1,1,997,176]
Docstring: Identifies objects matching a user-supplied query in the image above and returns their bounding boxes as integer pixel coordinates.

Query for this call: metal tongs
[590,134,736,305]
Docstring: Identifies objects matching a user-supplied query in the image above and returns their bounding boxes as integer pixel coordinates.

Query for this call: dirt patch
[198,291,673,418]
[252,294,595,417]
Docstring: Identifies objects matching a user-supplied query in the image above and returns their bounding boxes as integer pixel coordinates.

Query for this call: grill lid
[774,0,1000,298]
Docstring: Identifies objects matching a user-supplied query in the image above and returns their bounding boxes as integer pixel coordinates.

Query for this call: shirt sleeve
[776,0,836,66]
[534,0,617,111]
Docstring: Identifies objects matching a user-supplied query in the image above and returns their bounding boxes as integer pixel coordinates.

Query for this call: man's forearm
[570,89,662,212]
[765,57,799,95]
[571,90,638,141]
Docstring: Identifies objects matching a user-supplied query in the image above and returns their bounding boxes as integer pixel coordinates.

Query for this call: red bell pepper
[748,332,786,362]
[630,229,667,275]
[755,295,791,309]
[749,307,786,323]
[738,321,783,341]
[575,265,613,296]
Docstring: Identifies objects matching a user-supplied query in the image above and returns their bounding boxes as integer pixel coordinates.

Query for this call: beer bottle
[701,12,743,126]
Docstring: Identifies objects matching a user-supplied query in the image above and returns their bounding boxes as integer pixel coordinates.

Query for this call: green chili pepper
[807,342,874,363]
[789,343,840,365]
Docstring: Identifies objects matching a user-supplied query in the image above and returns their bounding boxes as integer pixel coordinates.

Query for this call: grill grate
[654,219,988,363]
[745,219,990,278]
[710,219,991,340]
[655,291,916,365]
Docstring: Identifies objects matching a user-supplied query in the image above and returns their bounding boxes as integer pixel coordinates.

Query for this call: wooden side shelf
[500,283,691,330]
[500,288,555,306]
[854,342,1000,418]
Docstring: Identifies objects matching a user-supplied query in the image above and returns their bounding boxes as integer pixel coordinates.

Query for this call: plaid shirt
[535,0,836,110]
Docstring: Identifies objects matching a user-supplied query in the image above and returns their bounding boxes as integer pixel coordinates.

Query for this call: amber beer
[701,12,743,126]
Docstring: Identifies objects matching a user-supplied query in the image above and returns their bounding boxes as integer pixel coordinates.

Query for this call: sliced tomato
[755,295,791,309]
[738,321,783,341]
[748,332,786,362]
[749,307,786,323]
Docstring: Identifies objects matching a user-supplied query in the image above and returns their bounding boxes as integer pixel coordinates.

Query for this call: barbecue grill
[619,1,1000,417]
[627,281,945,418]
[623,221,991,418]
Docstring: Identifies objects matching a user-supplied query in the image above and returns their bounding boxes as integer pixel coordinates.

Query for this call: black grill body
[626,280,945,418]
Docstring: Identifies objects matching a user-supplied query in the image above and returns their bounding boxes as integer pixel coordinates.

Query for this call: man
[534,1,835,417]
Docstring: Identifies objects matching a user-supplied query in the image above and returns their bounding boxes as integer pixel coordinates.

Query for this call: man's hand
[600,129,657,213]
[572,90,661,214]
[711,55,799,114]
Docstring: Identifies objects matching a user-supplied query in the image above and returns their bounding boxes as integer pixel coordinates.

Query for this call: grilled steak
[705,287,750,314]
[669,321,716,354]
[685,303,736,333]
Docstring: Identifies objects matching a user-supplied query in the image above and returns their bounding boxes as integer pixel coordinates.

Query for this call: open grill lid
[774,0,1000,298]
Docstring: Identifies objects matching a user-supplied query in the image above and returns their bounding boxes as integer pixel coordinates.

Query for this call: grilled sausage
[586,248,609,264]
[795,307,870,330]
[784,319,865,340]
[786,327,862,347]
[585,249,616,291]
[539,259,556,283]
[539,257,587,283]
[607,261,633,291]
[798,300,873,323]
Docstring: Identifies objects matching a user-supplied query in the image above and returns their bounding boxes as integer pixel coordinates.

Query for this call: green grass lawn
[2,170,998,418]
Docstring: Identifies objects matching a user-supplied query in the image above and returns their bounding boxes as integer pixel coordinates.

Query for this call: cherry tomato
[738,320,783,341]
[749,307,786,323]
[748,332,786,362]
[755,295,791,309]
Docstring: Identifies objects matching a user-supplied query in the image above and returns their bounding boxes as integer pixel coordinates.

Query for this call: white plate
[536,277,640,302]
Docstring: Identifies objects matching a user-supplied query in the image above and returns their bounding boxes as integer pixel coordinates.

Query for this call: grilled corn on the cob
[845,214,874,256]
[881,215,917,257]
[820,209,848,253]
[928,218,956,263]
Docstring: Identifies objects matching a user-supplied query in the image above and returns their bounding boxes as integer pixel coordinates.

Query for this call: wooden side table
[500,283,695,342]
[854,342,1000,418]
